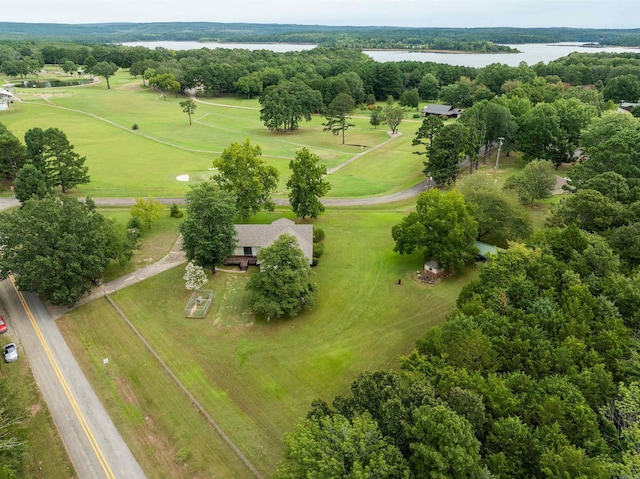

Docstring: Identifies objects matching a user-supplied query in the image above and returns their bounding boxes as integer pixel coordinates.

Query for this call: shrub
[131,123,139,130]
[170,203,183,218]
[313,227,325,243]
[312,242,324,266]
[127,216,143,240]
[174,447,191,464]
[413,113,421,118]
[127,216,142,230]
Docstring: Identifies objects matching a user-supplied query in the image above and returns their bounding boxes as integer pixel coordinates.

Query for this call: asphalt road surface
[0,278,146,479]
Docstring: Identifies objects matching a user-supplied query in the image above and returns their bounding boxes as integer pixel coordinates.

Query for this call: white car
[3,343,18,363]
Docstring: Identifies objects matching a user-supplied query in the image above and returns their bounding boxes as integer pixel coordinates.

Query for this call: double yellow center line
[10,276,116,479]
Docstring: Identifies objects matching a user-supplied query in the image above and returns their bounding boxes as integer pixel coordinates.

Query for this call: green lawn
[58,205,475,478]
[1,70,544,479]
[98,206,183,282]
[1,72,422,198]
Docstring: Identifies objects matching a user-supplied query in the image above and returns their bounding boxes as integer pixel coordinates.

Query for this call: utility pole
[494,137,505,172]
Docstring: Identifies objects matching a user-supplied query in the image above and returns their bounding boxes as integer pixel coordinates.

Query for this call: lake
[123,41,639,68]
[122,41,316,53]
[363,43,640,67]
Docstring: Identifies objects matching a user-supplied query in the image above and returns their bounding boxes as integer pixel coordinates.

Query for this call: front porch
[223,255,258,271]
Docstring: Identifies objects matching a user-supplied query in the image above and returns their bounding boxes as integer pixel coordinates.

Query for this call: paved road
[0,179,432,211]
[0,278,146,479]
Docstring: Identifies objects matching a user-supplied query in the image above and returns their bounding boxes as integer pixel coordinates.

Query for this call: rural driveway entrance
[0,278,146,479]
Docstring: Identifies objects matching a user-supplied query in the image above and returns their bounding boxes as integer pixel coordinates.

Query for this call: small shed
[423,260,447,279]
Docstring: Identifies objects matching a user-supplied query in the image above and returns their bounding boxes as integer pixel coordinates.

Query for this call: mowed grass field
[1,71,425,198]
[57,204,475,478]
[0,69,507,478]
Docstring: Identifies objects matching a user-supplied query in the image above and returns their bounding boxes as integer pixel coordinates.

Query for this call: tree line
[1,23,639,49]
[278,108,640,477]
[2,41,639,116]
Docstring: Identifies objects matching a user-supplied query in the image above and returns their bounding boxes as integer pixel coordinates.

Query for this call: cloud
[0,0,636,28]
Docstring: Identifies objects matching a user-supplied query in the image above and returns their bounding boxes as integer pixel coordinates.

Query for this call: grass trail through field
[21,94,405,173]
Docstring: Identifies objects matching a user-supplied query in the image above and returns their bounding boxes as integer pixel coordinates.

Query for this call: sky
[1,0,637,29]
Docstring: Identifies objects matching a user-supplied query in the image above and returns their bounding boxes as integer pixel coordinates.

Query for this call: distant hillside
[0,22,639,50]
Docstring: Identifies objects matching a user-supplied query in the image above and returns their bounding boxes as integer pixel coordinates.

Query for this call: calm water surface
[122,41,316,53]
[123,41,639,67]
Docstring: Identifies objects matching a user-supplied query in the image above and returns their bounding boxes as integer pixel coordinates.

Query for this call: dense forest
[1,22,640,50]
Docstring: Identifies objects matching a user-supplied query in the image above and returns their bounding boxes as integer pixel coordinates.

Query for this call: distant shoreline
[361,47,521,55]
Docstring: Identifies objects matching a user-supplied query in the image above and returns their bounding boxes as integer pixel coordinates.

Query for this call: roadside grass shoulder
[0,329,76,478]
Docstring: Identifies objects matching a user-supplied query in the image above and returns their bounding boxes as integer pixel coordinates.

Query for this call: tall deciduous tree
[61,60,77,76]
[322,93,356,144]
[246,234,317,320]
[399,88,420,109]
[392,189,478,274]
[287,148,331,219]
[547,189,617,232]
[603,74,640,103]
[92,61,119,89]
[375,62,403,100]
[418,72,440,101]
[517,102,566,164]
[260,79,323,132]
[276,413,410,479]
[212,139,279,219]
[148,73,180,99]
[504,159,557,205]
[458,174,532,243]
[570,111,640,185]
[234,72,263,99]
[179,182,237,273]
[409,405,483,479]
[0,196,128,306]
[179,99,197,126]
[130,196,164,229]
[382,104,405,135]
[424,122,470,186]
[13,163,50,204]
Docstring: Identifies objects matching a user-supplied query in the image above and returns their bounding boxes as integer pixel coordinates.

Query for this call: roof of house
[235,218,314,263]
[424,260,440,270]
[421,104,462,116]
[0,89,14,97]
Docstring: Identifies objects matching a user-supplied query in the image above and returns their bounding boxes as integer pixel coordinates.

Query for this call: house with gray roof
[421,104,463,118]
[226,218,313,269]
